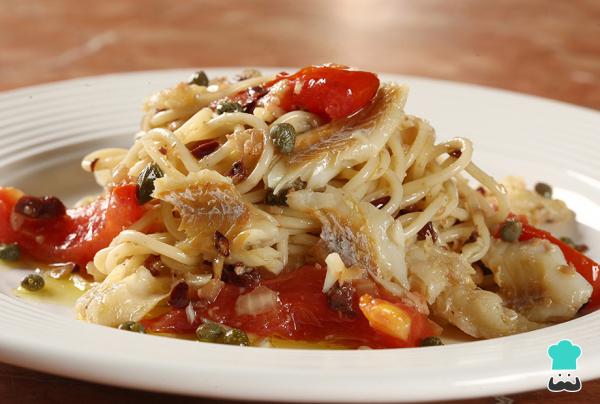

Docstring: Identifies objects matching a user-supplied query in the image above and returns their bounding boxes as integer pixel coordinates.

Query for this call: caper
[560,237,588,252]
[560,236,575,247]
[136,163,164,204]
[499,220,522,242]
[264,179,305,206]
[215,101,243,115]
[196,321,224,343]
[534,182,552,199]
[117,321,145,333]
[222,328,250,346]
[420,336,444,347]
[21,274,44,292]
[188,70,209,87]
[0,243,20,261]
[289,178,307,191]
[270,123,296,154]
[265,188,288,206]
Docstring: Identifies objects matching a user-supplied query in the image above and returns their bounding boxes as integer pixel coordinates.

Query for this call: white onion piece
[185,302,196,325]
[235,286,279,316]
[323,253,345,293]
[48,262,77,279]
[197,279,224,303]
[184,273,212,288]
[322,253,365,294]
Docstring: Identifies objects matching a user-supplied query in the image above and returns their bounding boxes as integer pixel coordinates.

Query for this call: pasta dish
[0,65,597,349]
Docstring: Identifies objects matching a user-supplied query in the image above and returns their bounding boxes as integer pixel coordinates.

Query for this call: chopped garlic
[323,253,346,293]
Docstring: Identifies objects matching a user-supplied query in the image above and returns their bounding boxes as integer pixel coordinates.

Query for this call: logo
[547,339,582,393]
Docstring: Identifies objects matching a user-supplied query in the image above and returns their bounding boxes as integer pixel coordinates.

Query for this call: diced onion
[323,253,365,293]
[185,302,196,325]
[184,273,212,288]
[235,286,279,316]
[48,262,78,279]
[323,253,345,293]
[197,279,224,303]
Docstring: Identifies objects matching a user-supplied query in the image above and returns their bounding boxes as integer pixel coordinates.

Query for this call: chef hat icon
[548,340,582,370]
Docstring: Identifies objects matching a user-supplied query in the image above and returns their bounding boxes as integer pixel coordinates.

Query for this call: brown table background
[1,0,599,403]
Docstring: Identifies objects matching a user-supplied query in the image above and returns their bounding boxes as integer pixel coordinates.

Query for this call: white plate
[0,69,599,402]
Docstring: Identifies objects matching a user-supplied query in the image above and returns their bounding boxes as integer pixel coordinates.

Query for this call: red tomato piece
[0,184,144,268]
[60,184,145,266]
[269,65,380,120]
[0,187,69,262]
[143,265,435,348]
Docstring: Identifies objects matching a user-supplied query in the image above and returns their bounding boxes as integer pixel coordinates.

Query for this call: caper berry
[21,274,44,292]
[534,182,552,199]
[420,336,444,347]
[0,243,20,261]
[188,70,209,87]
[196,321,224,343]
[270,123,296,154]
[499,220,522,242]
[222,328,250,346]
[136,163,164,204]
[215,101,243,115]
[118,321,145,333]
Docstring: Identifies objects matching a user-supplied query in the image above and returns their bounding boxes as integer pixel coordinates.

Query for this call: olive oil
[269,338,348,350]
[16,272,90,306]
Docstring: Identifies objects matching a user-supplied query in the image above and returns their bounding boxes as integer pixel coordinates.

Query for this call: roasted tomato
[217,65,380,121]
[142,265,436,348]
[0,184,144,268]
[269,65,380,120]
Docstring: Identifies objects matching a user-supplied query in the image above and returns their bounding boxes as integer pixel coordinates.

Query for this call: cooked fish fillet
[267,84,408,193]
[76,263,170,326]
[154,170,284,273]
[407,241,540,338]
[482,238,592,322]
[287,186,409,289]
